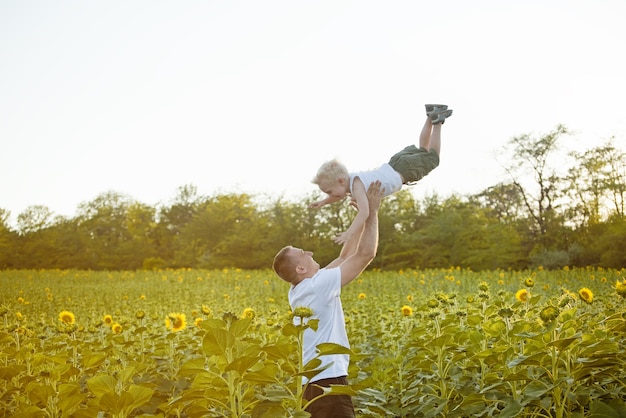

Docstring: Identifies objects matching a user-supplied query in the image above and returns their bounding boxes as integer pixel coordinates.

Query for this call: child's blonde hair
[312,159,349,186]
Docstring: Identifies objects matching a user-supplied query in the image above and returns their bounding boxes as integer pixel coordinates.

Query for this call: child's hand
[333,231,350,245]
[309,201,325,209]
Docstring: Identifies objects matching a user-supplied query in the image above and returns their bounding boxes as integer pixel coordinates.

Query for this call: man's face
[290,247,319,274]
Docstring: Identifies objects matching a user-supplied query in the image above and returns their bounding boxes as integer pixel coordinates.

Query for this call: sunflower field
[2,267,626,417]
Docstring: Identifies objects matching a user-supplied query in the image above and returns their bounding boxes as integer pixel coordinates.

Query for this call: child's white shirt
[350,163,402,197]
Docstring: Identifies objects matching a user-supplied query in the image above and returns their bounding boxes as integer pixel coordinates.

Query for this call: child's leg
[419,116,441,155]
[421,104,450,155]
[429,123,441,155]
[419,116,432,149]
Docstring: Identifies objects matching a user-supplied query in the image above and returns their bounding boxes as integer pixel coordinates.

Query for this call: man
[272,181,384,417]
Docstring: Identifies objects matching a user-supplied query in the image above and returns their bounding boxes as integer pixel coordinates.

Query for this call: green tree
[155,184,203,266]
[501,124,570,251]
[573,217,626,268]
[0,209,17,268]
[175,193,260,268]
[256,195,323,270]
[373,189,424,269]
[210,209,273,269]
[471,183,526,225]
[407,196,525,270]
[561,139,626,268]
[601,138,626,218]
[16,205,54,235]
[13,206,65,269]
[124,202,159,267]
[46,218,88,269]
[566,138,626,227]
[76,191,142,269]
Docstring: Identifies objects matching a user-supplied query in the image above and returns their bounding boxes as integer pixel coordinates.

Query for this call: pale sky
[2,0,625,227]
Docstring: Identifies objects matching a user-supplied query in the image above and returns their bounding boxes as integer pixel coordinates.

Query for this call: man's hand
[366,180,384,213]
[335,180,383,287]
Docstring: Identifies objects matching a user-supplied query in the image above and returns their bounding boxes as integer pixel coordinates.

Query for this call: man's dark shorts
[303,376,355,417]
[388,145,440,184]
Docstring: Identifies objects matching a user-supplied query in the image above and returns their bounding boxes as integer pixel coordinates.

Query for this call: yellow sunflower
[195,317,203,328]
[539,306,560,323]
[358,293,367,299]
[615,280,626,298]
[103,314,113,326]
[58,310,76,324]
[579,288,593,304]
[242,308,255,319]
[515,289,529,303]
[401,305,413,317]
[292,306,314,319]
[166,313,187,332]
[111,323,122,334]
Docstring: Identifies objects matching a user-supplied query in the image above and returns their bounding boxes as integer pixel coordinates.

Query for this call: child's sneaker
[430,108,453,124]
[425,104,448,116]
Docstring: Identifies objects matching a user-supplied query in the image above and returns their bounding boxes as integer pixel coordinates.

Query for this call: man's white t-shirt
[288,267,349,384]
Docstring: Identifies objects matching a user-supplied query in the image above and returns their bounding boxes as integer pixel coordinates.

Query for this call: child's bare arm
[333,177,370,245]
[327,180,382,269]
[309,195,343,208]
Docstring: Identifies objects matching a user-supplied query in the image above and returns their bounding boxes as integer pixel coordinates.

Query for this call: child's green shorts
[388,145,440,184]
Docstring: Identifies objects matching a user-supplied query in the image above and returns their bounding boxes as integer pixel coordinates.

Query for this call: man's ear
[295,265,306,275]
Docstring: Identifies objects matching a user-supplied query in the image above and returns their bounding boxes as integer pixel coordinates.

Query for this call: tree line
[1,125,625,271]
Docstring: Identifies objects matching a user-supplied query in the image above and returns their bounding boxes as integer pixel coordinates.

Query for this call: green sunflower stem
[436,345,448,400]
[227,368,237,417]
[138,317,145,363]
[549,327,565,418]
[139,331,145,363]
[168,338,177,380]
[13,329,21,354]
[295,316,305,413]
[72,334,78,369]
[223,344,240,418]
[434,316,441,338]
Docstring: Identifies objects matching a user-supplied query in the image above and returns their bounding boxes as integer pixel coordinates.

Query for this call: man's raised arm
[337,181,383,287]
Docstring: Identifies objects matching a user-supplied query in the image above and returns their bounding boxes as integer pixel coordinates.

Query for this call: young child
[310,104,452,244]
